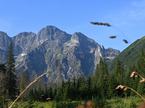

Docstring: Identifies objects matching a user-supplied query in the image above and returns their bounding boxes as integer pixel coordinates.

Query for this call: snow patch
[105,56,115,60]
[20,53,27,57]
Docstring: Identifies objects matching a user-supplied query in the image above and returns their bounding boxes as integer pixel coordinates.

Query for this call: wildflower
[123,87,128,91]
[116,85,128,91]
[140,79,145,83]
[130,71,138,78]
[116,85,145,101]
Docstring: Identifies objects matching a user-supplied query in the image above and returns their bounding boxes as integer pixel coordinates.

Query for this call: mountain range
[0,25,120,83]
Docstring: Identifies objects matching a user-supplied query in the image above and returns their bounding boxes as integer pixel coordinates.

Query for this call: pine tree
[78,77,87,99]
[6,43,18,99]
[19,71,30,92]
[91,58,109,107]
[92,58,109,101]
[48,87,53,99]
[71,78,77,99]
[19,71,31,99]
[86,77,92,99]
[0,64,7,98]
[113,58,124,84]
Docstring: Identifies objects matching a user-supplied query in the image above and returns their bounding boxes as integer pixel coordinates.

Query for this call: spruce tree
[92,58,108,107]
[19,71,30,92]
[91,59,108,99]
[0,64,7,98]
[6,42,18,99]
[113,58,124,84]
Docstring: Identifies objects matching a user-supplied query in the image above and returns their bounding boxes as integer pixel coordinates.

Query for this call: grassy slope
[116,36,145,67]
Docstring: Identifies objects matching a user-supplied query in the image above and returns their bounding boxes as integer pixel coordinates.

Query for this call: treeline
[27,58,117,103]
[27,49,145,104]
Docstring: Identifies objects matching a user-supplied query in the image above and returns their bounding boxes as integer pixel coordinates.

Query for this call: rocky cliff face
[0,31,11,63]
[0,26,120,82]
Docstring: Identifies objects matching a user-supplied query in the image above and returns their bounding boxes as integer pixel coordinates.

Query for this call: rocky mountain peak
[0,31,11,51]
[34,25,71,47]
[73,32,96,42]
[15,32,36,37]
[0,25,120,82]
[72,32,90,40]
[0,31,8,36]
[12,32,36,55]
[0,31,11,63]
[37,25,69,40]
[104,48,120,60]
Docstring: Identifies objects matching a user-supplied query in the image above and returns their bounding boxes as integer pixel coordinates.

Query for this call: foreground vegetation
[8,96,142,108]
[1,43,145,108]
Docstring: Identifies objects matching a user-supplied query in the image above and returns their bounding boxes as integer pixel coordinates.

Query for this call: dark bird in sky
[123,39,129,44]
[90,21,130,44]
[90,22,111,27]
[109,36,117,39]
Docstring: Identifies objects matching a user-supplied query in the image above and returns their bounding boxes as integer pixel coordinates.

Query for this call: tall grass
[115,71,145,108]
[8,72,48,108]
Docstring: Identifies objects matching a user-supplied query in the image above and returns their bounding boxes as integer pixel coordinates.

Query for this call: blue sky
[0,0,145,51]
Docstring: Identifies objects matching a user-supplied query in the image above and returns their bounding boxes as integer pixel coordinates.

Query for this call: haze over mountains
[0,25,120,83]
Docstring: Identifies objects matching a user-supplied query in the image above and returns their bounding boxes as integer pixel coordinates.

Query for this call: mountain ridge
[117,36,145,67]
[0,25,120,82]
